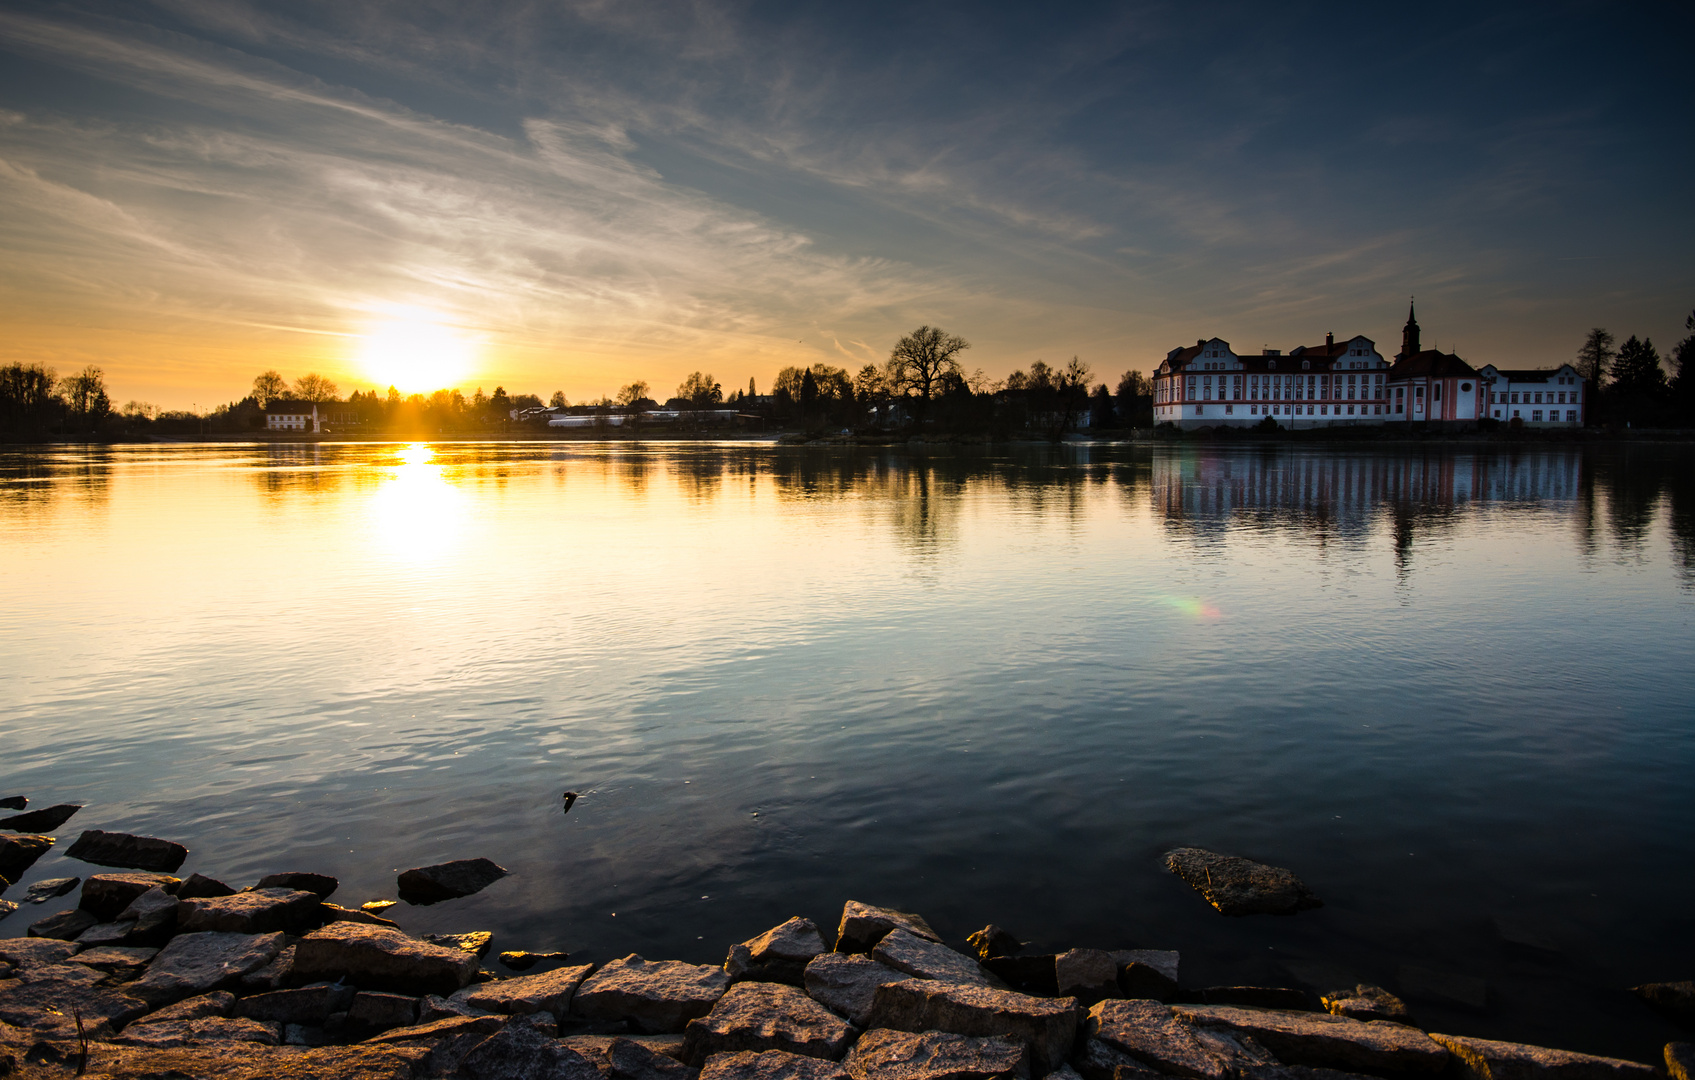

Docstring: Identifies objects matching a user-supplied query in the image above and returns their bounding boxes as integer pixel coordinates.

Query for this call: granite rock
[427,931,498,958]
[236,983,358,1025]
[1108,952,1179,983]
[177,872,237,900]
[0,900,14,924]
[727,918,830,986]
[1171,1004,1447,1076]
[397,857,509,906]
[349,991,419,1029]
[1085,999,1266,1080]
[0,804,81,833]
[1666,1043,1693,1080]
[66,945,157,971]
[131,931,287,1005]
[460,963,595,1017]
[682,981,858,1065]
[866,978,1077,1074]
[965,926,1021,961]
[363,1012,507,1044]
[502,950,573,972]
[293,921,481,996]
[140,991,236,1022]
[609,1035,702,1080]
[804,954,910,1028]
[178,887,322,934]
[79,1041,432,1080]
[1322,985,1411,1024]
[0,960,149,1039]
[702,1050,854,1080]
[0,936,79,967]
[1054,951,1119,1006]
[0,835,54,888]
[577,955,732,1034]
[21,877,78,904]
[27,907,97,940]
[322,901,400,928]
[1428,1033,1658,1080]
[240,943,295,991]
[256,871,339,899]
[116,884,181,941]
[1633,982,1695,1025]
[873,931,995,988]
[64,829,188,872]
[1164,848,1321,917]
[80,872,183,921]
[113,1016,283,1047]
[835,902,942,954]
[1070,1037,1166,1080]
[844,1028,1029,1080]
[457,1017,604,1080]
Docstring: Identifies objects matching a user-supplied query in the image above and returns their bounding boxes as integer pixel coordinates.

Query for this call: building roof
[1388,350,1476,379]
[1480,366,1573,383]
[265,400,321,414]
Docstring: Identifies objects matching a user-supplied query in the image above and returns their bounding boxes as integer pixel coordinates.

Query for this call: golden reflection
[368,443,463,562]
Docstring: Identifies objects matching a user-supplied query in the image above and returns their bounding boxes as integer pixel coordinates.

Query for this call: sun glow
[355,309,477,393]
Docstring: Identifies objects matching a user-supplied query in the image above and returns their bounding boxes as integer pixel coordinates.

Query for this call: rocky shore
[2,809,1692,1080]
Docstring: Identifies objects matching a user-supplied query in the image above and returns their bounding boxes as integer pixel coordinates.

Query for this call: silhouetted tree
[1611,336,1666,398]
[0,362,62,435]
[293,373,338,402]
[1577,328,1615,388]
[59,366,113,430]
[677,372,722,405]
[888,326,970,422]
[252,370,288,408]
[1671,310,1695,416]
[1090,383,1115,428]
[616,381,649,409]
[550,390,568,408]
[1116,369,1153,428]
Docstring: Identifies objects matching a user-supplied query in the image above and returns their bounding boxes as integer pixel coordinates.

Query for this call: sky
[1,1,1691,410]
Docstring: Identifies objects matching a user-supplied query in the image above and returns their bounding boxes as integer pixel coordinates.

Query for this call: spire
[1399,297,1421,360]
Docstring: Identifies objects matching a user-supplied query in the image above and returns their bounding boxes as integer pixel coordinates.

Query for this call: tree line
[1574,310,1695,427]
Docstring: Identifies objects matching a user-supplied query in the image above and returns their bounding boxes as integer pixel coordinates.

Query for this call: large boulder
[0,834,54,885]
[0,936,79,966]
[80,1041,432,1080]
[457,1018,604,1080]
[1110,952,1179,1002]
[363,1013,507,1044]
[255,871,338,899]
[142,991,237,1022]
[1428,1034,1659,1080]
[458,963,596,1017]
[236,983,358,1025]
[131,931,287,1004]
[1071,1037,1167,1080]
[0,803,81,832]
[1171,1004,1447,1076]
[608,1035,702,1080]
[1054,951,1118,1007]
[872,930,995,987]
[178,887,322,934]
[64,829,189,872]
[683,982,858,1065]
[0,959,150,1038]
[576,955,732,1034]
[805,953,910,1028]
[293,921,480,996]
[66,944,157,973]
[26,907,96,939]
[177,872,237,900]
[115,884,182,942]
[866,979,1077,1074]
[1086,999,1268,1080]
[397,857,509,905]
[1163,848,1321,916]
[727,917,829,985]
[703,1050,854,1080]
[80,872,183,920]
[112,1016,283,1047]
[836,902,941,954]
[348,991,419,1030]
[844,1028,1029,1080]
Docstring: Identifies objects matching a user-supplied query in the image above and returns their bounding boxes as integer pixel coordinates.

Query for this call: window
[1302,360,1310,370]
[1567,410,1578,421]
[1225,405,1233,415]
[1534,392,1543,404]
[1433,384,1442,402]
[1347,405,1355,415]
[1494,410,1501,418]
[1460,382,1471,393]
[1532,410,1542,421]
[1374,405,1381,415]
[1195,405,1203,415]
[1321,405,1328,415]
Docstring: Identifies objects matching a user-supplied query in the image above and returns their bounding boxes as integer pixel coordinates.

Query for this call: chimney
[1197,339,1205,347]
[1326,332,1334,348]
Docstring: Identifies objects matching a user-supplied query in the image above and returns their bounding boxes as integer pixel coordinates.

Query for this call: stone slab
[577,954,732,1034]
[682,981,858,1065]
[867,978,1077,1074]
[805,953,910,1028]
[1428,1033,1658,1080]
[844,1028,1029,1080]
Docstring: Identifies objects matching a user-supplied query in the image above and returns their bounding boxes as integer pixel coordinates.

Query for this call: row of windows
[1180,403,1388,417]
[1493,409,1580,422]
[1493,390,1575,405]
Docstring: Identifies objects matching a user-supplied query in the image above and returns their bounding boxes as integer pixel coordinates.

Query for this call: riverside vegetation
[2,800,1692,1080]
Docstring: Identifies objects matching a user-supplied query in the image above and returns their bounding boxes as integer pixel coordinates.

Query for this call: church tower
[1398,301,1421,359]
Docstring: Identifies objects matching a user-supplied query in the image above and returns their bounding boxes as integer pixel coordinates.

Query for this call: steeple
[1399,299,1420,359]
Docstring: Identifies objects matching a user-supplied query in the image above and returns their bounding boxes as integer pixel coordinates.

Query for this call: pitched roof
[1388,350,1476,379]
[265,400,320,413]
[1486,367,1569,382]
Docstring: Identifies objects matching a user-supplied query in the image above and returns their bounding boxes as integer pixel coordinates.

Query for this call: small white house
[1475,364,1585,426]
[265,401,320,432]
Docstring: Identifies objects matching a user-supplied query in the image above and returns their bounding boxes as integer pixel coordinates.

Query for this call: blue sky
[1,0,1690,406]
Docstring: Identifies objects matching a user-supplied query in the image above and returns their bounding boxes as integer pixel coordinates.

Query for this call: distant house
[266,400,320,432]
[1475,363,1585,426]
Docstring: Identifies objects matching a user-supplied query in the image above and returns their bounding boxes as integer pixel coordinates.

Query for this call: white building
[1475,364,1585,426]
[265,401,320,432]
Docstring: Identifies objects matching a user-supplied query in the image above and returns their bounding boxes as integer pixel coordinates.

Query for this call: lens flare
[1161,595,1222,620]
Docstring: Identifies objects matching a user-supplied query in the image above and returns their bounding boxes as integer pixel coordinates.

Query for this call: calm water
[3,441,1692,1059]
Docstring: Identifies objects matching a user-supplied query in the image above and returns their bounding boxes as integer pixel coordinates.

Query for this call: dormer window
[1301,360,1310,370]
[1268,361,1276,370]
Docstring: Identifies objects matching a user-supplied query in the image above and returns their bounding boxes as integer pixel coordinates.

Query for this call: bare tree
[616,381,650,409]
[293,373,338,402]
[252,370,288,408]
[677,372,722,405]
[59,366,112,428]
[888,326,970,419]
[1576,328,1615,388]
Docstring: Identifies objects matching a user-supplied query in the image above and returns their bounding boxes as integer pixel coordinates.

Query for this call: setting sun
[355,310,477,393]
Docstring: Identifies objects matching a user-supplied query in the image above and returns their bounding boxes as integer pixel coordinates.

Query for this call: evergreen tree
[1610,335,1666,399]
[1576,328,1615,387]
[1670,310,1695,411]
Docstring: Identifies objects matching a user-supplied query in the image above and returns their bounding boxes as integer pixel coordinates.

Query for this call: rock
[578,955,732,1034]
[873,930,995,988]
[113,1016,283,1046]
[1634,982,1695,1025]
[610,1035,702,1080]
[0,798,23,811]
[83,1041,432,1079]
[966,926,1021,961]
[1086,1000,1270,1080]
[256,871,338,899]
[1667,1044,1694,1080]
[177,872,237,900]
[0,960,150,1038]
[1322,985,1411,1024]
[293,921,480,996]
[682,982,857,1065]
[0,936,79,966]
[66,945,157,971]
[1428,1033,1658,1080]
[80,872,183,920]
[0,835,54,888]
[460,963,595,1017]
[349,991,419,1029]
[0,804,81,832]
[1163,848,1321,917]
[142,991,237,1022]
[1199,987,1310,1010]
[457,1017,603,1080]
[1398,966,1488,1012]
[1071,1037,1166,1080]
[836,902,941,954]
[702,1050,854,1080]
[1109,951,1179,984]
[237,983,358,1024]
[1171,1003,1448,1076]
[844,1028,1028,1080]
[396,857,509,905]
[1116,964,1177,1004]
[287,1023,332,1046]
[981,956,1059,997]
[804,954,910,1027]
[241,943,295,991]
[867,979,1077,1074]
[565,1033,690,1070]
[27,907,97,939]
[727,917,830,986]
[502,950,573,971]
[77,920,139,946]
[178,887,322,934]
[132,931,287,1004]
[422,992,481,1023]
[363,1012,507,1043]
[116,884,181,940]
[21,877,78,904]
[0,900,14,923]
[322,902,400,928]
[1055,950,1119,1006]
[64,828,188,872]
[364,899,399,914]
[426,931,497,957]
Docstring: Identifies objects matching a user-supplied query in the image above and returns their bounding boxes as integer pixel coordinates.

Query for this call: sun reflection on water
[368,443,462,563]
